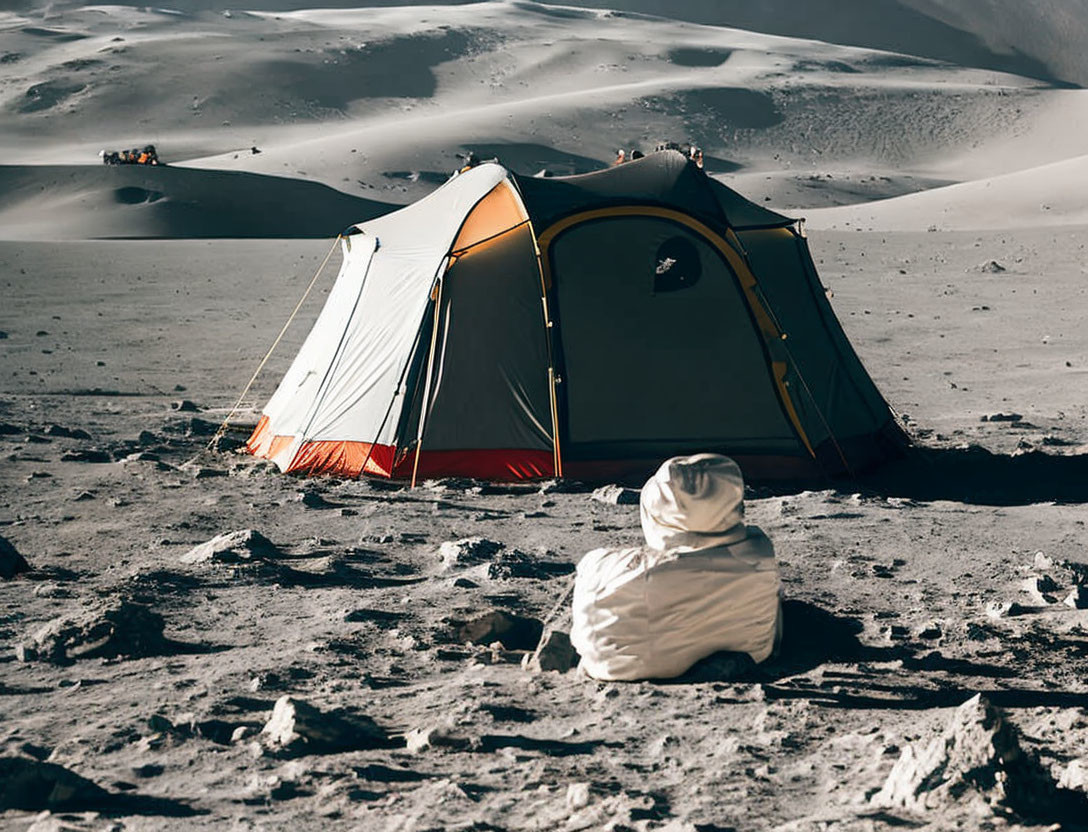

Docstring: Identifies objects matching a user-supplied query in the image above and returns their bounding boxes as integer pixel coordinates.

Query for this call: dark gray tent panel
[706,177,796,230]
[734,226,901,470]
[549,213,796,455]
[417,224,553,454]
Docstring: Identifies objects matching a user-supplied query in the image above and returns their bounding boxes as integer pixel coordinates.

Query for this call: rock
[1062,559,1088,586]
[871,693,1060,817]
[136,430,159,446]
[32,582,71,599]
[985,600,1027,619]
[343,608,406,627]
[181,463,226,479]
[438,537,503,569]
[1060,759,1088,791]
[591,484,639,505]
[0,421,21,435]
[16,600,167,664]
[59,449,111,463]
[231,726,255,743]
[914,621,943,640]
[0,756,111,810]
[123,451,160,463]
[0,534,31,579]
[1032,551,1054,571]
[975,260,1007,274]
[486,549,574,580]
[260,696,391,756]
[171,400,200,412]
[1021,575,1059,604]
[43,424,92,440]
[404,725,469,754]
[147,713,175,733]
[979,412,1022,423]
[880,624,910,642]
[180,529,279,565]
[1063,586,1088,610]
[175,417,217,437]
[522,629,578,673]
[454,609,543,651]
[566,782,591,810]
[296,490,335,510]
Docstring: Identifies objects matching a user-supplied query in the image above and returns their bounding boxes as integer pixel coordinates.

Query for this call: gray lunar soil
[3,1,1088,830]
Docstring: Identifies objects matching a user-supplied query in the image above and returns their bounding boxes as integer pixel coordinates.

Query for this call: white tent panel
[261,235,376,448]
[260,164,510,466]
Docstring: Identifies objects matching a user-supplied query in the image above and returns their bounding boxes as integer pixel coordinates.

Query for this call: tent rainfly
[247,150,907,482]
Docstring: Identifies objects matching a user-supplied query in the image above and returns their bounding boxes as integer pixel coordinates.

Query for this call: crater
[667,47,732,68]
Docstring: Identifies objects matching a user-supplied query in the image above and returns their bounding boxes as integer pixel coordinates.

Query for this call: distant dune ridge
[2,0,1086,237]
[0,165,393,239]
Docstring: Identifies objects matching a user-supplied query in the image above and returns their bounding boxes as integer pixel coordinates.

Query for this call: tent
[246,150,906,482]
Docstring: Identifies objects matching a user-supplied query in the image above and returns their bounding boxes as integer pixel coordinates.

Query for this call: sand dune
[0,0,1066,217]
[805,153,1088,231]
[0,164,393,239]
[537,0,1088,87]
[13,0,1088,90]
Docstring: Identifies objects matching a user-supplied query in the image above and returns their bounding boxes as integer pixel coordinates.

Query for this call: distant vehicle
[99,145,162,166]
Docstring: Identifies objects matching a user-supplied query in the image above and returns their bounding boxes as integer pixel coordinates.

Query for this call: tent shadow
[856,445,1088,506]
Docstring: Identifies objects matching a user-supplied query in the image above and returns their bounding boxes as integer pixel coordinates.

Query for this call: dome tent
[247,151,906,482]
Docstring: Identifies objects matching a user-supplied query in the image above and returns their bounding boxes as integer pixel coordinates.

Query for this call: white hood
[640,453,748,552]
[572,453,782,679]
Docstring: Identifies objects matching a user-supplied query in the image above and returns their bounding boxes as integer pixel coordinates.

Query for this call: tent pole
[410,275,445,488]
[526,219,563,478]
[355,257,448,481]
[543,303,563,478]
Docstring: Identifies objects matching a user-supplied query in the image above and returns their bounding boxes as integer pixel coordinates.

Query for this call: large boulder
[261,696,392,757]
[15,600,167,664]
[522,629,578,673]
[180,529,279,565]
[591,485,640,506]
[0,534,30,579]
[0,757,110,810]
[872,693,1073,820]
[454,610,544,651]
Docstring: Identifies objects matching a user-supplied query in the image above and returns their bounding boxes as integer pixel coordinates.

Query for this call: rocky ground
[1,229,1087,831]
[4,1,1088,829]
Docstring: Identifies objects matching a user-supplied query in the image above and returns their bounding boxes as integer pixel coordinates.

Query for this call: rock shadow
[100,792,207,818]
[474,734,611,757]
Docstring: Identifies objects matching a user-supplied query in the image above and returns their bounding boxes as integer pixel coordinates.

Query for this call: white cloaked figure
[571,453,781,681]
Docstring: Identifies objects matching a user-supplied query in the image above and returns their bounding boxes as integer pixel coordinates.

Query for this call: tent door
[546,213,799,459]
